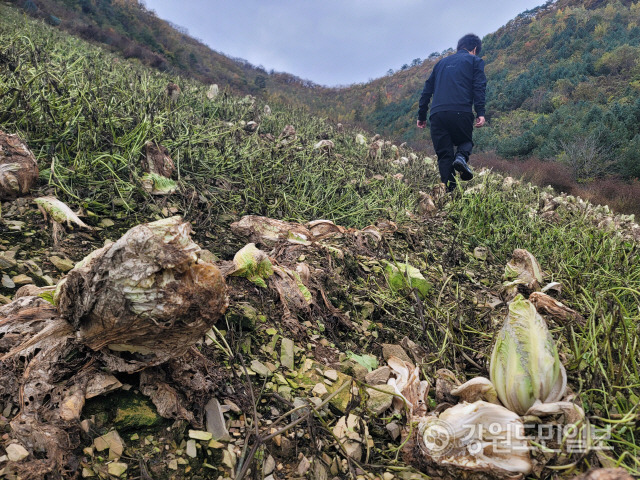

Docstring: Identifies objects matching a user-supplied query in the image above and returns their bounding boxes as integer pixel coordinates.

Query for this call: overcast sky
[143,0,546,87]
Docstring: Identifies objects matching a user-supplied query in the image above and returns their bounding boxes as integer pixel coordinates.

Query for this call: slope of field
[0,5,639,480]
[12,0,640,187]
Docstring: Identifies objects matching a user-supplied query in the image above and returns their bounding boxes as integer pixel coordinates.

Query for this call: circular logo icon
[419,419,455,457]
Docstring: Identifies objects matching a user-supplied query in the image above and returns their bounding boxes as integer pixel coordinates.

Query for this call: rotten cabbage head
[418,401,532,477]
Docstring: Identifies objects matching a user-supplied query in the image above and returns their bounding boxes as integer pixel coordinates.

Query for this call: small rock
[312,383,328,396]
[86,373,122,399]
[366,384,396,414]
[80,420,91,433]
[291,397,310,421]
[0,250,17,269]
[107,462,127,477]
[1,274,14,289]
[324,369,338,381]
[168,459,178,470]
[208,439,225,448]
[313,460,329,480]
[279,436,293,457]
[250,360,272,377]
[224,399,242,413]
[93,436,109,452]
[330,457,340,475]
[6,443,29,462]
[222,447,237,469]
[11,274,32,285]
[382,344,413,365]
[365,366,390,385]
[98,218,115,228]
[186,439,197,458]
[297,456,311,476]
[189,429,213,441]
[332,415,366,461]
[383,473,395,480]
[263,454,276,475]
[349,362,369,381]
[49,255,75,272]
[386,422,401,440]
[278,385,292,400]
[93,430,124,460]
[281,337,295,370]
[13,284,43,298]
[274,372,288,385]
[344,442,362,461]
[81,467,96,477]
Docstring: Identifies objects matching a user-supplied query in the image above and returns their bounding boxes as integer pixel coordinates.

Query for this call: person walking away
[416,33,487,191]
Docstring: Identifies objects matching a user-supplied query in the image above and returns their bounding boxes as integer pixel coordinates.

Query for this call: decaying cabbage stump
[0,217,228,479]
[142,141,175,178]
[0,130,39,200]
[55,217,227,368]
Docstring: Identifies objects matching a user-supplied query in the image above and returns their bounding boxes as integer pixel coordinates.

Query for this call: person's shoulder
[438,53,457,66]
[431,56,446,72]
[434,56,447,66]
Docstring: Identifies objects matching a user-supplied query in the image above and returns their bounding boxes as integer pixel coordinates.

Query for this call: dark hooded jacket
[417,50,486,121]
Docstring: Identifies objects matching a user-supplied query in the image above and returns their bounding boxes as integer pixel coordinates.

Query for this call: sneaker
[453,155,473,181]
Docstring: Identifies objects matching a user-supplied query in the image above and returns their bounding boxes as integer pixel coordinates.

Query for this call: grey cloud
[145,0,545,86]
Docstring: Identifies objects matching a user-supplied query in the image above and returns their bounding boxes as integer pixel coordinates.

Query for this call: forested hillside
[356,0,640,182]
[478,0,640,179]
[6,0,280,94]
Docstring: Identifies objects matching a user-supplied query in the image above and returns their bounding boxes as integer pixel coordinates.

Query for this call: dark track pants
[429,111,475,189]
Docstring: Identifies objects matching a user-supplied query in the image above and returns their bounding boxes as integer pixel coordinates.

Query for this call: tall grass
[0,5,421,230]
